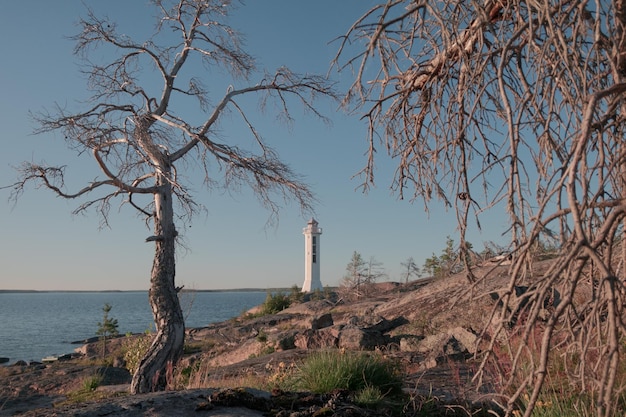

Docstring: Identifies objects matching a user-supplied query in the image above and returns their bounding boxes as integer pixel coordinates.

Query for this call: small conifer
[96,303,119,358]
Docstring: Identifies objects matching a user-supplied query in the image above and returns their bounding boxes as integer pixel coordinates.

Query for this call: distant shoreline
[0,288,289,294]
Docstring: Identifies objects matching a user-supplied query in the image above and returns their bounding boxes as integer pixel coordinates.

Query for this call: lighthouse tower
[302,218,323,292]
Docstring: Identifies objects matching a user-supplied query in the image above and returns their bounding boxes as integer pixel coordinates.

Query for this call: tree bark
[130,169,184,394]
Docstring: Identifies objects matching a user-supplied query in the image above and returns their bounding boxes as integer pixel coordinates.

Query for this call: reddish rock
[294,327,339,349]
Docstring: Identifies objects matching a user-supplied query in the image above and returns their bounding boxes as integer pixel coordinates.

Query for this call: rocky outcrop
[294,327,340,349]
[179,285,481,375]
[1,276,514,417]
[73,280,487,385]
[291,312,409,351]
[399,326,479,370]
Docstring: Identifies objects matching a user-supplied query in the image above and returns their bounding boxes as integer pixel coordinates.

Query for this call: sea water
[0,291,266,364]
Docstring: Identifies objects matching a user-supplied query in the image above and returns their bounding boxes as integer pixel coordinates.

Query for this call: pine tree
[96,303,119,358]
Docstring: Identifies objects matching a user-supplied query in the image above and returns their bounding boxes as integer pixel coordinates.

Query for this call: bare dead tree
[339,251,385,300]
[340,251,369,300]
[334,1,626,416]
[3,0,336,394]
[400,256,419,283]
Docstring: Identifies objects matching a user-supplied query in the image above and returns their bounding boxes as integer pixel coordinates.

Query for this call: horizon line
[0,287,294,294]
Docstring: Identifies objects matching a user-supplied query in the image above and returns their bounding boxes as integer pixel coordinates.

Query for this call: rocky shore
[0,262,557,416]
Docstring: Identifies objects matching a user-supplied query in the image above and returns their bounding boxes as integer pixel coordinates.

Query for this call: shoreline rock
[0,271,535,416]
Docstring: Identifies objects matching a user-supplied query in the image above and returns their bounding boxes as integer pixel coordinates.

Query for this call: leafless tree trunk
[400,257,419,283]
[131,147,184,392]
[339,251,385,300]
[335,1,626,415]
[4,0,336,394]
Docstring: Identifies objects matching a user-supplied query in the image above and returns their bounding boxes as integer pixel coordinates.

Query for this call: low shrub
[256,331,268,343]
[82,373,103,392]
[122,334,153,375]
[260,345,275,356]
[260,292,291,315]
[288,285,306,304]
[278,334,296,350]
[353,385,386,408]
[291,350,402,397]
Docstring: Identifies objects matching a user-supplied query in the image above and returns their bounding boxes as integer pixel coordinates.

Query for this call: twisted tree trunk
[130,148,185,394]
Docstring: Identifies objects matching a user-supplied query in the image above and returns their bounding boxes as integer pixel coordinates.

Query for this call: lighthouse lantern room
[302,218,323,292]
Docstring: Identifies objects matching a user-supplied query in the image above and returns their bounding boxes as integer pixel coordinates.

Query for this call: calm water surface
[0,291,266,364]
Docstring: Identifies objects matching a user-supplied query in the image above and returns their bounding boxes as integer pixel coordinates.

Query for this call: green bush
[123,334,153,375]
[292,350,402,396]
[353,385,385,408]
[260,292,291,315]
[256,330,268,343]
[289,285,305,303]
[82,373,103,392]
[278,334,296,350]
[260,345,275,355]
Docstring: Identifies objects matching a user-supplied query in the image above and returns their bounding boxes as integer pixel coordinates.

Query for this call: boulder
[420,332,470,356]
[368,316,409,333]
[416,333,450,354]
[295,316,395,351]
[294,327,340,349]
[447,327,479,355]
[310,313,334,330]
[491,285,562,326]
[442,336,465,356]
[399,335,424,352]
[345,314,408,333]
[96,366,132,385]
[414,328,478,369]
[338,325,386,350]
[0,357,9,364]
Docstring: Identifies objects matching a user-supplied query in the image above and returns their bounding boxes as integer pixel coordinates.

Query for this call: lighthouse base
[301,277,323,293]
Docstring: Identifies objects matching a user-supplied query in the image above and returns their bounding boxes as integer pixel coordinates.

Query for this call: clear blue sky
[0,1,509,291]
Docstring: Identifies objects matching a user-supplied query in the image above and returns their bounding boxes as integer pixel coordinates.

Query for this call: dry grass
[178,358,271,391]
[481,319,626,416]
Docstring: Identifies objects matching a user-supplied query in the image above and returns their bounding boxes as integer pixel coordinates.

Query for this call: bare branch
[336,0,626,414]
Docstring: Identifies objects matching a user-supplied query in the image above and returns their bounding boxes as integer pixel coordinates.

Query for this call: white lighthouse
[302,218,323,292]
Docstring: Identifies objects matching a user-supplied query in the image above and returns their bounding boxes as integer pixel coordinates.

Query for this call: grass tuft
[58,372,114,405]
[291,350,402,397]
[353,385,385,408]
